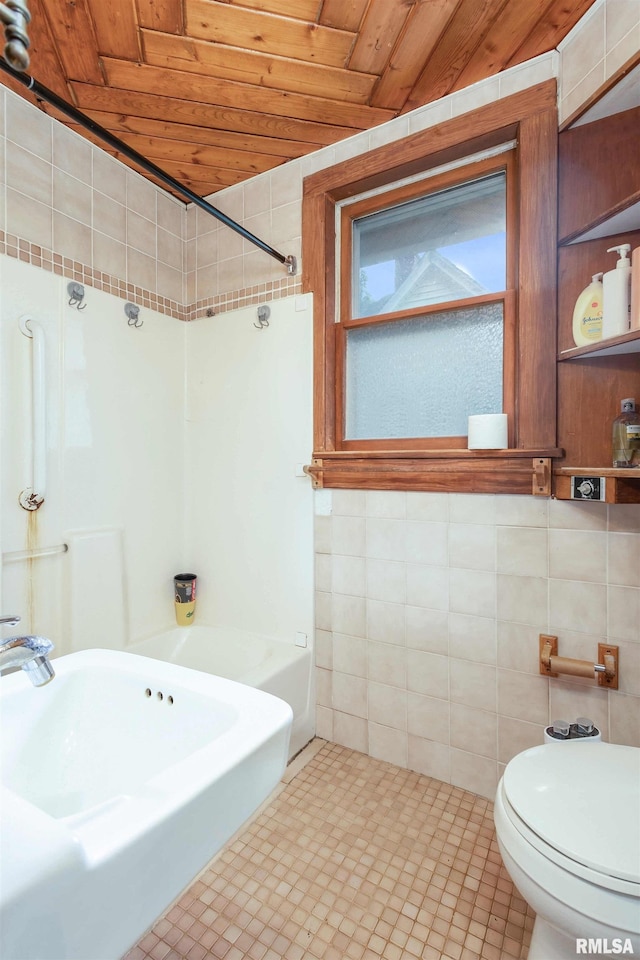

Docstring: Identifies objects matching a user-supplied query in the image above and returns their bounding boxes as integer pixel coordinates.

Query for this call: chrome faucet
[0,617,55,685]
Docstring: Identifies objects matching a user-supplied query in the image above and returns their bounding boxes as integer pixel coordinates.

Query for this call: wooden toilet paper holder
[539,634,618,689]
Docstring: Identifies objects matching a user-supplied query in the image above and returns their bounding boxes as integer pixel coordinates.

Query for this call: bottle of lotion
[572,273,603,346]
[602,243,632,339]
[630,246,640,331]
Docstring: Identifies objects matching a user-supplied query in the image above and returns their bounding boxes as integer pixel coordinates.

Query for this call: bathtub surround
[183,295,313,644]
[0,259,313,664]
[0,257,185,645]
[314,491,640,800]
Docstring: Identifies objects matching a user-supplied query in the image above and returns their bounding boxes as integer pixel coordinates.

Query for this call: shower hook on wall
[67,282,86,310]
[125,303,143,328]
[254,304,270,329]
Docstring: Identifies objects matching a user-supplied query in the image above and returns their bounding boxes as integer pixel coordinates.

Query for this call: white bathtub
[128,626,314,759]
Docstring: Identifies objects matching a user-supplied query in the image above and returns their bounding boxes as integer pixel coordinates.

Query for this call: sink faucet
[0,618,55,685]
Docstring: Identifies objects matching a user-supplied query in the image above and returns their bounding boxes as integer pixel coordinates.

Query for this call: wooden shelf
[558,106,640,243]
[559,195,640,246]
[556,466,640,477]
[555,90,640,486]
[559,330,640,360]
[554,466,640,503]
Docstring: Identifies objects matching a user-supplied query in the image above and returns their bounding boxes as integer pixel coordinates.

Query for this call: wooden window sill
[305,449,563,495]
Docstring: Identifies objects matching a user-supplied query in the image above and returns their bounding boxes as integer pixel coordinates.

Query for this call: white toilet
[494,741,640,959]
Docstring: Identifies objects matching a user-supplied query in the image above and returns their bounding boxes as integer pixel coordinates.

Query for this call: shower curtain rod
[0,58,295,271]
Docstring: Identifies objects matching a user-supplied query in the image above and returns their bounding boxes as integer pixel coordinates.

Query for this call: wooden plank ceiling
[2,0,596,200]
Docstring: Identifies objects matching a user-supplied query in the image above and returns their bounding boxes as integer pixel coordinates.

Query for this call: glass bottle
[612,397,640,467]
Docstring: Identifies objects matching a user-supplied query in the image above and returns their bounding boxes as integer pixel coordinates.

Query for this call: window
[340,159,514,449]
[302,81,560,493]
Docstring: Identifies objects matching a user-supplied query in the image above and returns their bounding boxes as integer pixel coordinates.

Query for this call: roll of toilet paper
[467,413,508,449]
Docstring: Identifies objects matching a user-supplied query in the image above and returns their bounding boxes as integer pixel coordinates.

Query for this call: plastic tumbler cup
[174,573,197,625]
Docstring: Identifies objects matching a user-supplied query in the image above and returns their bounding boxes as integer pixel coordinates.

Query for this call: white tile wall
[315,490,640,800]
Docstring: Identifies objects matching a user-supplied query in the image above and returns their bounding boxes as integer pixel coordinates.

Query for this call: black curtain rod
[0,58,294,269]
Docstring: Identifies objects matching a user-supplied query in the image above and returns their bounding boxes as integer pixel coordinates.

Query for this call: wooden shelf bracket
[533,458,551,496]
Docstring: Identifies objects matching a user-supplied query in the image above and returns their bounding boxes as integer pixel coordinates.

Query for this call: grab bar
[3,543,68,563]
[18,315,46,510]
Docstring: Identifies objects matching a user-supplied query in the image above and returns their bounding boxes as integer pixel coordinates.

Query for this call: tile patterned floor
[124,741,533,960]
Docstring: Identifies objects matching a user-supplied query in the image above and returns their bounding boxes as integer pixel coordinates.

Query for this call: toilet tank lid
[503,742,640,883]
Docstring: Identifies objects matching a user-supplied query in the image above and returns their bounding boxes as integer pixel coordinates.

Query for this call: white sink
[0,649,292,960]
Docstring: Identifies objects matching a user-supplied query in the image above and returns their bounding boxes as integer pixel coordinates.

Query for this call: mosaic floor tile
[125,741,533,960]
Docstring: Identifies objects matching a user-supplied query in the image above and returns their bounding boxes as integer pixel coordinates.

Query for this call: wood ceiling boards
[2,0,596,201]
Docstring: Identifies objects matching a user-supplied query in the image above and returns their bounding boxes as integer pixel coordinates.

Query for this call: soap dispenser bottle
[612,398,640,468]
[572,273,603,346]
[602,244,632,339]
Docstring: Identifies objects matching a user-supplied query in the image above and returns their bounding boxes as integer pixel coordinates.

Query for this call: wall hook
[125,303,143,328]
[254,304,270,329]
[67,281,86,310]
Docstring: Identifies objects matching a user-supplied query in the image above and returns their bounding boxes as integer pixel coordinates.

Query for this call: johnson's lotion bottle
[572,273,603,346]
[631,246,640,331]
[602,243,632,338]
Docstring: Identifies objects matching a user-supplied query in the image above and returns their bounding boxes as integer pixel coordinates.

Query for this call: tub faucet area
[0,630,55,685]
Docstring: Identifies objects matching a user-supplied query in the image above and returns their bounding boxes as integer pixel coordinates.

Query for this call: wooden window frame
[302,81,562,494]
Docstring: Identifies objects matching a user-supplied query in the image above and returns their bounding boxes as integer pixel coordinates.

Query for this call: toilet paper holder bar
[539,635,618,688]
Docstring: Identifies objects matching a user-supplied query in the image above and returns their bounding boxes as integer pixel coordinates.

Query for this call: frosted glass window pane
[353,172,506,318]
[345,303,503,440]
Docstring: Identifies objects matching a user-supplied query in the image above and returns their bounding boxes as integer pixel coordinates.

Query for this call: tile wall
[186,54,559,305]
[313,491,640,800]
[0,89,186,306]
[557,0,640,123]
[0,85,302,318]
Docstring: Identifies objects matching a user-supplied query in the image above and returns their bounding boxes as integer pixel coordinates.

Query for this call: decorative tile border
[188,275,303,321]
[0,232,303,321]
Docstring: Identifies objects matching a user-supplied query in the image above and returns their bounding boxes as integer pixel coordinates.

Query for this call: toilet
[494,741,640,959]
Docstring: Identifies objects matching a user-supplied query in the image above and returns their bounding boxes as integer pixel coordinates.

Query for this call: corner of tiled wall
[558,0,640,124]
[1,86,186,315]
[314,489,640,801]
